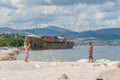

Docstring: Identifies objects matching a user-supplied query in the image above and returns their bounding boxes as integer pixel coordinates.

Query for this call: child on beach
[24,38,31,62]
[88,42,93,62]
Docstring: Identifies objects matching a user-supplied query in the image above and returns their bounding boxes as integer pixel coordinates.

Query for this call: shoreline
[0,59,120,80]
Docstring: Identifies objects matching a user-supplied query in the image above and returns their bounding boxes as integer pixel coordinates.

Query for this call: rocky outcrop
[0,48,22,61]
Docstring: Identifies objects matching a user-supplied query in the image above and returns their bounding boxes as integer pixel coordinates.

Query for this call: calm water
[17,45,120,61]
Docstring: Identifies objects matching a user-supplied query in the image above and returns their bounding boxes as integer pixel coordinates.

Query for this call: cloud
[0,0,25,9]
[0,7,12,25]
[21,0,110,6]
[94,12,105,20]
[0,0,120,32]
[0,0,14,8]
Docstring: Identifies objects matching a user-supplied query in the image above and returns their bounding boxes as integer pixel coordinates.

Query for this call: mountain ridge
[0,26,120,40]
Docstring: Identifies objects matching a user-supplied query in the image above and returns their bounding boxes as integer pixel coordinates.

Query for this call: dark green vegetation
[0,37,24,47]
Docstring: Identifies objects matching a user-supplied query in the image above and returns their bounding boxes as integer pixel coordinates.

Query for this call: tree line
[0,37,24,47]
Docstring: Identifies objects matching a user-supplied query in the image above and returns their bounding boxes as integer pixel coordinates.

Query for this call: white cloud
[40,5,56,14]
[0,0,120,32]
[78,13,87,20]
[40,23,49,28]
[44,0,52,3]
[11,0,25,8]
[0,7,12,25]
[94,12,105,20]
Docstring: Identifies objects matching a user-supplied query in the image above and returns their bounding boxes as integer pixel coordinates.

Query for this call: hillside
[0,27,32,36]
[22,26,120,40]
[22,26,79,38]
[77,28,120,40]
[0,27,120,40]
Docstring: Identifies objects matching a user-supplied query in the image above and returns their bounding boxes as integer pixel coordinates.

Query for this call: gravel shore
[0,59,120,80]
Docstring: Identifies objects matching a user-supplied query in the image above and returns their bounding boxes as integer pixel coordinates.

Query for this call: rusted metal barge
[26,36,74,50]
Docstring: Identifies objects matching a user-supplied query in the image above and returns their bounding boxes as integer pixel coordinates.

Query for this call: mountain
[22,26,79,38]
[22,26,120,40]
[0,27,31,36]
[0,27,19,34]
[0,27,120,40]
[77,28,120,40]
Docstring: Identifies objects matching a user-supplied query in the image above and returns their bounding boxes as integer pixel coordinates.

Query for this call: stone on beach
[117,63,120,68]
[0,47,22,60]
[61,73,69,79]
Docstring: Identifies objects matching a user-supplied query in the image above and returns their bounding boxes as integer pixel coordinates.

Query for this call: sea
[17,45,120,61]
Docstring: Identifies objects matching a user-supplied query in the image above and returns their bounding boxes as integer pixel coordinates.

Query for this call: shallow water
[17,45,120,61]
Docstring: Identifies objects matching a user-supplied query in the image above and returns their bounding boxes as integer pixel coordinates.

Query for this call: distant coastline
[0,27,120,40]
[74,40,120,46]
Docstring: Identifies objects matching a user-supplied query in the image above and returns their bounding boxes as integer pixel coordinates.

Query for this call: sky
[0,0,120,32]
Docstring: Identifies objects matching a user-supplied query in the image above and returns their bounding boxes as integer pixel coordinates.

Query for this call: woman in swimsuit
[24,38,31,62]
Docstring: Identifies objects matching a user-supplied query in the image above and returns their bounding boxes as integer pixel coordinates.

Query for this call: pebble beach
[0,59,120,80]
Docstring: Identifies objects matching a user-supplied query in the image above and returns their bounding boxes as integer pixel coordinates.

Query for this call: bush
[0,37,24,47]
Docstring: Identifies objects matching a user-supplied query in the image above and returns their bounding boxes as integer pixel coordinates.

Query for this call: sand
[0,59,120,80]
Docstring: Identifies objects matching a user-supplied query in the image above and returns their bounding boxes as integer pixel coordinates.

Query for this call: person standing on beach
[88,42,93,62]
[24,37,31,62]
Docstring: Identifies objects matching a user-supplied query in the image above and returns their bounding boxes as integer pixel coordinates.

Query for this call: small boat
[25,36,74,50]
